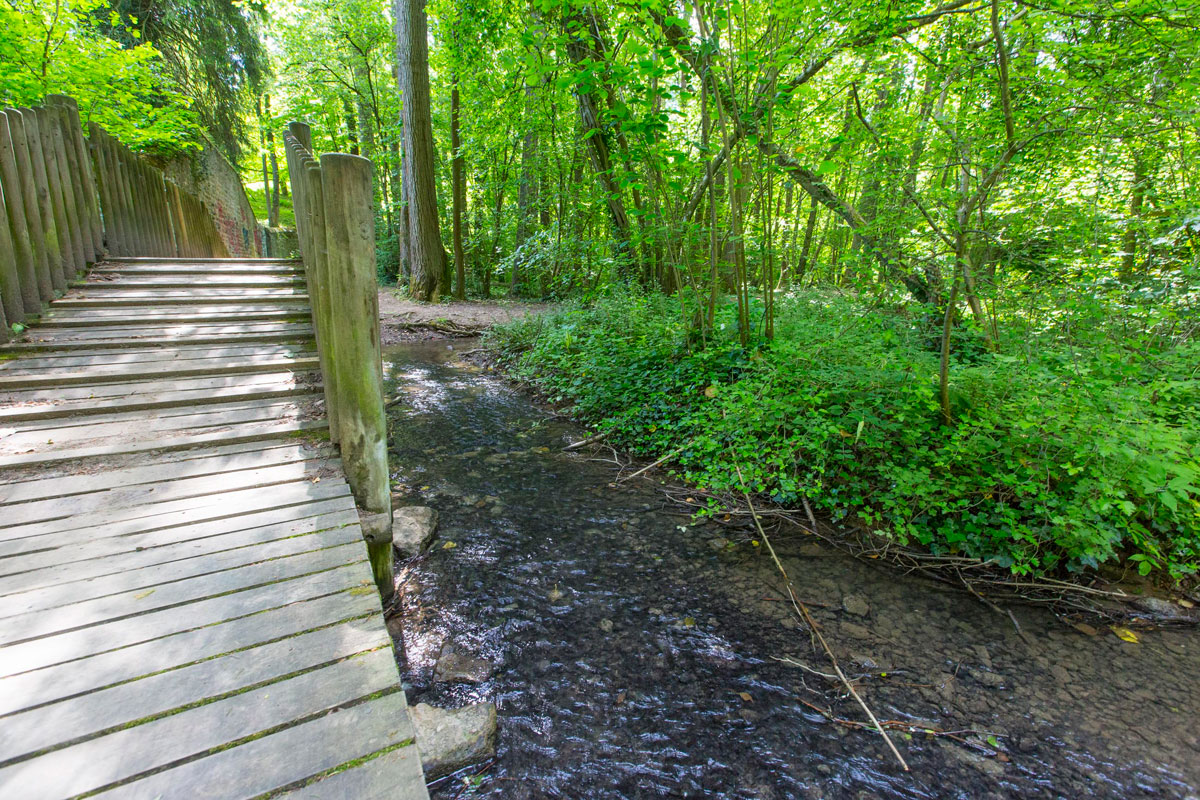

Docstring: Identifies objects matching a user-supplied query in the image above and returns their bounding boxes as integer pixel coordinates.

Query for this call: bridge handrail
[283,122,394,599]
[0,94,225,337]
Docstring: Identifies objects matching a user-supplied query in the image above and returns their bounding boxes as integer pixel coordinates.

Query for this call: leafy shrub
[487,289,1199,581]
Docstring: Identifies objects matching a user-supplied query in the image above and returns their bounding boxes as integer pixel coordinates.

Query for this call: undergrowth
[485,288,1199,585]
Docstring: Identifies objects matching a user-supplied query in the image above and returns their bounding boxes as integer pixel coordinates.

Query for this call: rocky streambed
[383,339,1200,799]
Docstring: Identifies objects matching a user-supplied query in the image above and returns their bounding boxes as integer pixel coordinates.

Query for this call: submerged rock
[968,667,1005,689]
[433,642,493,683]
[841,594,871,617]
[393,506,438,557]
[410,702,498,779]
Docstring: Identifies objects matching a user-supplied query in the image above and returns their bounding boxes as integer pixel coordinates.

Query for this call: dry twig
[733,462,910,772]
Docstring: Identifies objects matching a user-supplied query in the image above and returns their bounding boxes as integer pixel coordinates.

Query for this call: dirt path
[379,290,550,343]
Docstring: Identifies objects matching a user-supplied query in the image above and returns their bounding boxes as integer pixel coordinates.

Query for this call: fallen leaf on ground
[1072,622,1099,636]
[1111,626,1140,643]
[737,692,753,703]
[442,541,457,549]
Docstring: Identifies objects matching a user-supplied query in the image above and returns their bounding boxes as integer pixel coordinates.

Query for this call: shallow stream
[384,339,1199,800]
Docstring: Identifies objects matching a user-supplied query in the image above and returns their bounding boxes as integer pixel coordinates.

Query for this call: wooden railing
[0,94,226,336]
[283,122,394,599]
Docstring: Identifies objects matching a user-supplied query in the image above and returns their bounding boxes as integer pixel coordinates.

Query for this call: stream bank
[383,339,1199,799]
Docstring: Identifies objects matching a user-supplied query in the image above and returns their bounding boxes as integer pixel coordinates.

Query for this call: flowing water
[384,339,1200,800]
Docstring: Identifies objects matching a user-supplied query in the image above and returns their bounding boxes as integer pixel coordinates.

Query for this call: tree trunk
[263,94,280,227]
[389,137,409,280]
[564,8,635,278]
[394,0,447,301]
[1120,154,1147,284]
[342,97,359,155]
[514,83,537,293]
[451,78,466,300]
[797,194,819,280]
[354,63,375,160]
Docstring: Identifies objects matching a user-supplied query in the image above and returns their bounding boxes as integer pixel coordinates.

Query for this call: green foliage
[489,289,1200,582]
[245,183,295,227]
[0,0,200,152]
[107,0,270,161]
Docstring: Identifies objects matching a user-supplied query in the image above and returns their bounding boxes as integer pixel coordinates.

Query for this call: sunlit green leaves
[0,0,200,152]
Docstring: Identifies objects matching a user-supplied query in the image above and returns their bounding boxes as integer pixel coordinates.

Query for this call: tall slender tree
[394,0,447,300]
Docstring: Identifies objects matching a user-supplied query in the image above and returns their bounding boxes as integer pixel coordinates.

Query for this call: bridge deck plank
[0,259,426,799]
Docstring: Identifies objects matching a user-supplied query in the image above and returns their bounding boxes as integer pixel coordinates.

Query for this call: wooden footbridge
[0,98,428,798]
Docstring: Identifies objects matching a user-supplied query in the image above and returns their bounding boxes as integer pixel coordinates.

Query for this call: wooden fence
[283,122,394,598]
[0,94,226,338]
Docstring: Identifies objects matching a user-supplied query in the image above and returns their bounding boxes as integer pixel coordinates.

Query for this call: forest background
[2,0,1197,587]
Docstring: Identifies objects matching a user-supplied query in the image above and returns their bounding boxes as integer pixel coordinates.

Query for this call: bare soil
[378,290,550,343]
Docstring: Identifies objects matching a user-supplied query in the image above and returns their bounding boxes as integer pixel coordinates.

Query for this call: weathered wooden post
[320,153,393,599]
[131,158,150,254]
[49,103,88,266]
[288,121,312,153]
[193,198,209,257]
[147,164,166,255]
[139,162,161,255]
[200,200,225,257]
[195,196,211,257]
[303,159,340,443]
[158,173,175,256]
[0,165,24,324]
[47,96,98,262]
[168,183,190,257]
[105,135,128,254]
[285,137,308,263]
[44,105,85,273]
[54,96,103,258]
[119,145,145,256]
[88,123,118,255]
[35,106,79,281]
[17,109,64,292]
[6,110,53,297]
[158,174,178,256]
[0,114,40,315]
[182,194,200,257]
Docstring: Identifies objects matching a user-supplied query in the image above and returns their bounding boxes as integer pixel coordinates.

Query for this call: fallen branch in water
[794,698,1003,757]
[619,442,689,482]
[563,430,611,451]
[733,461,910,772]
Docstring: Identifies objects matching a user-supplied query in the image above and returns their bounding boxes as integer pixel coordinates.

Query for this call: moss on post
[45,105,86,273]
[47,95,100,262]
[9,113,52,299]
[302,159,341,445]
[33,107,76,287]
[320,152,393,600]
[16,109,63,292]
[0,113,38,317]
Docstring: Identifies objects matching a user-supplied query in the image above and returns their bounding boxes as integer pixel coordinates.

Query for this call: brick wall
[162,138,261,258]
[259,224,299,259]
